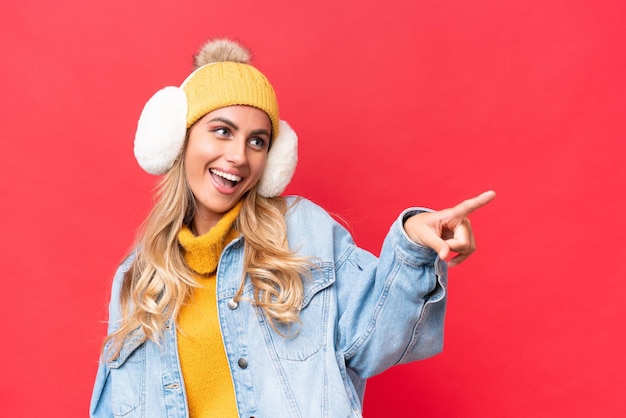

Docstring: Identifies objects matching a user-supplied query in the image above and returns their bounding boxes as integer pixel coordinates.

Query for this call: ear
[256,120,298,197]
[134,86,188,174]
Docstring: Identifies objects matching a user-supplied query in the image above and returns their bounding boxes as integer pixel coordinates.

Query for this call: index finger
[450,190,496,217]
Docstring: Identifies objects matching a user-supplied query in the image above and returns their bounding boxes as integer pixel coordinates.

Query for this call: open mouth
[210,168,242,188]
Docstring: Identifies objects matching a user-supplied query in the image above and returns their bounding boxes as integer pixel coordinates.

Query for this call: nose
[224,137,247,165]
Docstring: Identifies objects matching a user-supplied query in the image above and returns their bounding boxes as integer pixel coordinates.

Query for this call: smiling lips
[210,168,242,189]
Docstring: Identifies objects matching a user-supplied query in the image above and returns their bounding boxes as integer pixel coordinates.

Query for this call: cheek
[250,154,268,179]
[183,154,196,181]
[184,139,212,176]
[183,152,206,190]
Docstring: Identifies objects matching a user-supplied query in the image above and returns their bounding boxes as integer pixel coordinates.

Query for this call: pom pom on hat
[194,38,251,67]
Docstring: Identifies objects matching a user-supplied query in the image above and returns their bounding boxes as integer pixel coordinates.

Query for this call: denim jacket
[90,197,447,417]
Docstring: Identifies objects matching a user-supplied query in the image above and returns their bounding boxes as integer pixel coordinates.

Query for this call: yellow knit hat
[183,61,280,136]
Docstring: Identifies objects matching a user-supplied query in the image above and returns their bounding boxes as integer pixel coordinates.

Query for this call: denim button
[238,358,248,369]
[228,299,239,310]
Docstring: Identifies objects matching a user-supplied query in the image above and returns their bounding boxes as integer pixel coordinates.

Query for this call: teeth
[210,169,242,182]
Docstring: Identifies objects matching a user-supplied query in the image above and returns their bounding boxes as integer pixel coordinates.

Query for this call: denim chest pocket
[106,331,146,417]
[266,263,335,361]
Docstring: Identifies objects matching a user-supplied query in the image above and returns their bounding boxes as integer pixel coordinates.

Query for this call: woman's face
[184,105,271,235]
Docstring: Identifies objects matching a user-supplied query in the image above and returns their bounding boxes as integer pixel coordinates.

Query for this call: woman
[90,38,495,417]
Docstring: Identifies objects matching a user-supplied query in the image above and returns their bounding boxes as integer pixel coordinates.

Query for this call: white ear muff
[134,86,188,175]
[257,120,298,197]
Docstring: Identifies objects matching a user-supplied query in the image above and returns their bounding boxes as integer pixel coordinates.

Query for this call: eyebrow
[208,117,239,130]
[207,117,271,138]
[250,128,271,138]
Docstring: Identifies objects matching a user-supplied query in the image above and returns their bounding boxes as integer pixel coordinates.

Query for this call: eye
[212,126,230,136]
[248,137,268,150]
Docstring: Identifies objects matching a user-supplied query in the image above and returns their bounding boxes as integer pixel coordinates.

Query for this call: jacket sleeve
[334,208,448,379]
[89,255,134,417]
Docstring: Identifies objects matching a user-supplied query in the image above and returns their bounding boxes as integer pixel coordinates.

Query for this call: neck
[191,216,218,237]
[192,211,226,236]
[191,200,244,236]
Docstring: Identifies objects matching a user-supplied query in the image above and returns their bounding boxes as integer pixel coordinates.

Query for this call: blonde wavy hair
[104,148,311,361]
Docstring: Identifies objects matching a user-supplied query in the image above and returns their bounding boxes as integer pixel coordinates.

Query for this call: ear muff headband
[133,85,297,197]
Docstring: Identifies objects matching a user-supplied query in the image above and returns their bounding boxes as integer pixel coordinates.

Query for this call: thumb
[435,242,450,261]
[419,233,450,260]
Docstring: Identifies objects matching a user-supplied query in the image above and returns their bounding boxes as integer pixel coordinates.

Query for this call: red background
[1,0,625,416]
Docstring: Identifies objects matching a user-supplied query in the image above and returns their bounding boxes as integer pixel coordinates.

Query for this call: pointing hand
[404,191,496,267]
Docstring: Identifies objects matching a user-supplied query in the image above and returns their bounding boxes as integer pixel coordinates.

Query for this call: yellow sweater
[177,202,242,418]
